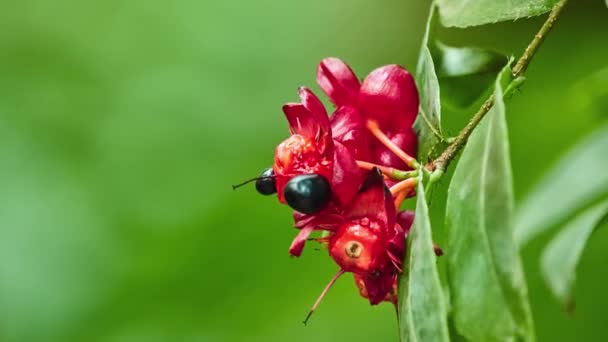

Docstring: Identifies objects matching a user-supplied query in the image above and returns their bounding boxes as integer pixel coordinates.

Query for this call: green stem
[427,0,569,175]
[392,169,419,181]
[511,0,569,77]
[424,168,444,202]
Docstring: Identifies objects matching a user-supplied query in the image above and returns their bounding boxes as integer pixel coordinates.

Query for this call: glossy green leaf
[446,65,535,341]
[398,172,450,342]
[514,124,608,245]
[436,0,559,28]
[541,198,608,307]
[413,4,444,163]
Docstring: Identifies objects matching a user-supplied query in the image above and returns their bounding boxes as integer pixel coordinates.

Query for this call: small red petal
[282,103,318,137]
[396,210,415,235]
[294,210,344,230]
[330,106,371,160]
[317,57,360,107]
[388,222,406,269]
[344,169,392,227]
[384,188,396,239]
[331,141,365,207]
[293,211,317,228]
[273,173,288,203]
[289,224,315,257]
[298,87,329,131]
[358,64,419,131]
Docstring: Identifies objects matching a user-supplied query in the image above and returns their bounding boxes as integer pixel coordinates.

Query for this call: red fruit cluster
[260,58,429,320]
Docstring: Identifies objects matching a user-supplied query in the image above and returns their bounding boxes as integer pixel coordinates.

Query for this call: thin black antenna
[231,175,275,190]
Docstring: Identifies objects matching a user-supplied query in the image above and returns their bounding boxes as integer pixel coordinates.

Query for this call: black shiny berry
[255,168,276,195]
[283,174,331,214]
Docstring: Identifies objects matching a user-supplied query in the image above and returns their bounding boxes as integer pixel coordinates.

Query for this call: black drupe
[283,174,331,214]
[255,168,276,195]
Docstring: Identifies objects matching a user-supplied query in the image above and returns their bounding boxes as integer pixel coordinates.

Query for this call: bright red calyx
[274,134,333,203]
[273,87,364,207]
[273,87,333,203]
[324,169,406,305]
[329,218,388,274]
[358,64,419,131]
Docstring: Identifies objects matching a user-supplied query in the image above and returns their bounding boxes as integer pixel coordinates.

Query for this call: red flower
[317,57,419,171]
[352,210,414,305]
[328,170,397,272]
[303,169,415,322]
[327,169,407,305]
[240,57,435,321]
[352,210,446,306]
[273,87,364,210]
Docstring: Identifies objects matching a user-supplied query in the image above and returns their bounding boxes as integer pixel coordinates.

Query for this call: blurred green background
[0,0,606,341]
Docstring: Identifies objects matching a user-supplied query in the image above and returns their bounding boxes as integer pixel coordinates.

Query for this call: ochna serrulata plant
[234,0,608,340]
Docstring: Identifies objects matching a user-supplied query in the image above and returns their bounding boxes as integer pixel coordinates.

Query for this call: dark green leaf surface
[541,199,608,307]
[446,65,535,341]
[436,0,559,28]
[398,173,450,342]
[515,124,608,245]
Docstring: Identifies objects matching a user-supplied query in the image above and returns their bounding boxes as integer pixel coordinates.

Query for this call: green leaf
[414,4,508,161]
[398,172,450,342]
[514,124,608,245]
[436,44,507,109]
[435,43,506,79]
[436,0,559,28]
[414,4,444,163]
[540,198,608,307]
[445,65,535,341]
